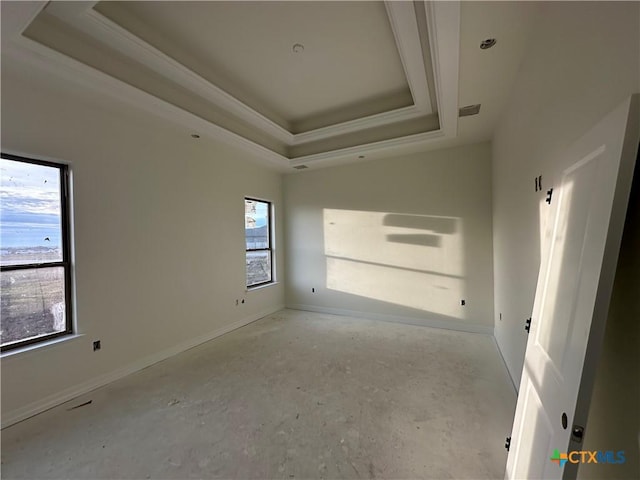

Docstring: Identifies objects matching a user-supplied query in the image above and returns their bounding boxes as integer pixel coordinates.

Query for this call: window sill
[246,281,280,292]
[1,333,85,361]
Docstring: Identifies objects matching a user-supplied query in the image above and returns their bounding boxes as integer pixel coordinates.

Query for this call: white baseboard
[492,335,519,394]
[1,305,284,429]
[287,304,494,335]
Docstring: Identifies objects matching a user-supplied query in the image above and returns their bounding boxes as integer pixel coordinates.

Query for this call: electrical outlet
[93,340,101,351]
[499,312,502,321]
[312,287,315,293]
[460,299,466,306]
[235,299,239,306]
[241,299,245,304]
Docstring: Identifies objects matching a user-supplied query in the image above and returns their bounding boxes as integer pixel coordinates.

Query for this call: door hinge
[505,436,511,451]
[546,188,554,204]
[525,318,532,333]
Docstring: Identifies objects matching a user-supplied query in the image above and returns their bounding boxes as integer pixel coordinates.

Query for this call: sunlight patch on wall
[327,257,465,317]
[323,209,466,318]
[535,178,585,367]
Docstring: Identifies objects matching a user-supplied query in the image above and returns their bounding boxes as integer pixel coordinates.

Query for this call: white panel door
[505,96,639,480]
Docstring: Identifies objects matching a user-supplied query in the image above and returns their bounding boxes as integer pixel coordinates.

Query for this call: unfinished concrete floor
[1,310,516,479]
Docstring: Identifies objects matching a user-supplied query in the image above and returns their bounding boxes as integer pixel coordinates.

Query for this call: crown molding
[292,0,460,167]
[0,0,47,39]
[38,1,98,19]
[44,4,296,145]
[290,129,446,167]
[2,36,290,170]
[291,105,420,145]
[425,0,460,140]
[384,0,432,114]
[2,1,460,170]
[44,1,438,146]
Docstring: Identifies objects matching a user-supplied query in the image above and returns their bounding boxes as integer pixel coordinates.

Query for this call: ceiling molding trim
[0,1,47,39]
[285,1,440,145]
[3,1,461,170]
[42,1,98,20]
[424,0,460,139]
[291,0,461,168]
[44,3,439,146]
[384,0,433,114]
[291,105,421,145]
[2,36,290,170]
[47,7,296,145]
[290,129,446,167]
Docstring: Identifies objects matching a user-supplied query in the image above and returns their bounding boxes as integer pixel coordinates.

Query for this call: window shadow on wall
[323,209,467,321]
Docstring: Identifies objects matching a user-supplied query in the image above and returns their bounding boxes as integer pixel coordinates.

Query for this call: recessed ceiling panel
[94,1,413,130]
[4,1,464,169]
[23,11,289,156]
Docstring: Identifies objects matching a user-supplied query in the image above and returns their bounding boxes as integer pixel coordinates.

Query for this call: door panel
[513,382,554,479]
[505,96,639,479]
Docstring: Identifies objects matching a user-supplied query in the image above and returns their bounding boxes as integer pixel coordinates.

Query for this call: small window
[245,198,273,287]
[1,154,73,352]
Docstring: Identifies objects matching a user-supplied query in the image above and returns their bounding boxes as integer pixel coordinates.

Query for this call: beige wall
[284,143,495,333]
[492,1,640,386]
[1,59,285,425]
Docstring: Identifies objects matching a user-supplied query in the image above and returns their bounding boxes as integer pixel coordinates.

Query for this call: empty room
[1,1,638,479]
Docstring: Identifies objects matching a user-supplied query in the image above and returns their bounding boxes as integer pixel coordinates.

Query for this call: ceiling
[96,1,413,129]
[1,1,539,172]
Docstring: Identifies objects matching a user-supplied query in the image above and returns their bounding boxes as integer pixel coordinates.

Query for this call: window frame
[0,153,73,352]
[244,197,274,288]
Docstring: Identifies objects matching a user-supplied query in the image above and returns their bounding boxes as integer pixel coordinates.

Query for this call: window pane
[0,159,63,266]
[245,199,269,250]
[0,267,67,347]
[246,251,272,286]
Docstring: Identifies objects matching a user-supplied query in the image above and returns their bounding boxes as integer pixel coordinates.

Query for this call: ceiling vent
[293,165,308,170]
[459,104,481,117]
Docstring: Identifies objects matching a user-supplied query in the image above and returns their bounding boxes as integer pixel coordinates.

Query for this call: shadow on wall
[323,209,467,320]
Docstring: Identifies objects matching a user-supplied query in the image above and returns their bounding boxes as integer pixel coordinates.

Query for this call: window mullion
[1,261,68,272]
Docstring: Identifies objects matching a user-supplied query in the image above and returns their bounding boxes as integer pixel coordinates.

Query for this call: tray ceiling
[2,1,461,170]
[95,1,414,131]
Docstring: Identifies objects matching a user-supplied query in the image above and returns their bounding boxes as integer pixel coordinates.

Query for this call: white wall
[284,143,495,333]
[492,1,640,387]
[0,59,285,426]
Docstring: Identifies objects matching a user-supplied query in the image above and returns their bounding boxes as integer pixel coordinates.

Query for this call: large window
[1,154,72,351]
[245,198,273,287]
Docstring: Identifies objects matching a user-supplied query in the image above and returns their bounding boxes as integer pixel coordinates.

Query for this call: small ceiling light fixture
[292,43,305,54]
[358,155,365,159]
[480,38,497,50]
[191,133,200,139]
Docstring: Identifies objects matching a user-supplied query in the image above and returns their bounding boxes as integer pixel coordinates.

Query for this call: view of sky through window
[1,159,62,252]
[245,200,269,249]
